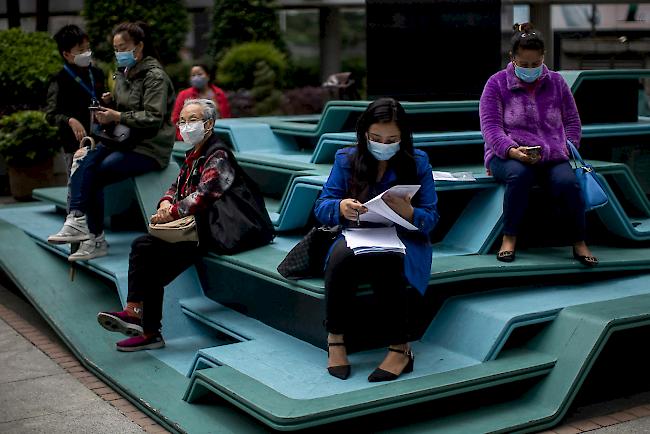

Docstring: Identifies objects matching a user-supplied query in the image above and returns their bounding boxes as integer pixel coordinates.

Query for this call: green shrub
[218,42,287,90]
[285,58,321,89]
[251,61,283,115]
[209,0,287,61]
[82,0,189,65]
[0,29,61,108]
[0,111,59,167]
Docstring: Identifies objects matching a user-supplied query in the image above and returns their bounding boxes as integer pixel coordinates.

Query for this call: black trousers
[324,238,409,345]
[126,234,203,333]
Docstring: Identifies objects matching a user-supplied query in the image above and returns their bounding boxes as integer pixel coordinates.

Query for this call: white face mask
[73,50,92,67]
[367,139,401,161]
[179,120,208,145]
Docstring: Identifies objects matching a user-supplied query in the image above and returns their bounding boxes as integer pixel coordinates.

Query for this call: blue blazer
[314,147,439,295]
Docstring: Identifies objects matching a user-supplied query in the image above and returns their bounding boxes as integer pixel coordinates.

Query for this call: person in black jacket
[45,25,105,174]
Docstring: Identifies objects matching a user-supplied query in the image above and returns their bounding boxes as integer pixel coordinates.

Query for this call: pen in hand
[352,199,361,227]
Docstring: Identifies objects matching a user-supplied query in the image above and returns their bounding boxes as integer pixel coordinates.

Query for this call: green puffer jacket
[114,56,175,168]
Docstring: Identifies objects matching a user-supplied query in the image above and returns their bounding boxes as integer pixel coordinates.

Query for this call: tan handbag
[148,215,199,243]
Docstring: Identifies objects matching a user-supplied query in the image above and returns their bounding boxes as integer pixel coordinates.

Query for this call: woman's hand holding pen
[340,198,367,223]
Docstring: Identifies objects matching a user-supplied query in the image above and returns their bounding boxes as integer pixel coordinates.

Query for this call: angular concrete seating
[7,82,650,433]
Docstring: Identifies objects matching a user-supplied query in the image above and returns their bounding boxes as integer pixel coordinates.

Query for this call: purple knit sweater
[480,62,581,168]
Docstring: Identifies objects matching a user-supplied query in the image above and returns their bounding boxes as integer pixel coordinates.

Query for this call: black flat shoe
[496,250,515,263]
[573,249,598,267]
[368,347,414,383]
[327,342,351,380]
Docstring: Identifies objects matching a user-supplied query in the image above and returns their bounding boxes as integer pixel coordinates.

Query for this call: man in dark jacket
[45,25,105,174]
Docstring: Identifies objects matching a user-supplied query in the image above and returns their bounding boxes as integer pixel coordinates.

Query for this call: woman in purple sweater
[480,23,597,266]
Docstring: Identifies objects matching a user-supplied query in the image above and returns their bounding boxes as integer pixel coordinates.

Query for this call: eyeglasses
[176,119,205,127]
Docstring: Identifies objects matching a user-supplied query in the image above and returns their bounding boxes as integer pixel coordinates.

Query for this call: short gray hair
[182,98,219,121]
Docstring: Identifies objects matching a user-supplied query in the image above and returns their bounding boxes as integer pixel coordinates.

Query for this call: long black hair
[112,21,160,61]
[349,97,417,201]
[510,22,545,56]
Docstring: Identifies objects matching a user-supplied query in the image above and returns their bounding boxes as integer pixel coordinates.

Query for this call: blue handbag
[567,140,608,211]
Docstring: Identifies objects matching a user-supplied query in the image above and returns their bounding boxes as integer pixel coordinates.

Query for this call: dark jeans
[126,234,203,333]
[324,238,409,345]
[489,157,586,241]
[68,143,159,235]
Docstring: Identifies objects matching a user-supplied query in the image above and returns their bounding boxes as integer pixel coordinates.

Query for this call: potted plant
[0,111,60,200]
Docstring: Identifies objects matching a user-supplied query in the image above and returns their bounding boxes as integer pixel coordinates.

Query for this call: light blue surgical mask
[514,64,543,83]
[190,75,208,89]
[367,139,400,161]
[115,48,136,68]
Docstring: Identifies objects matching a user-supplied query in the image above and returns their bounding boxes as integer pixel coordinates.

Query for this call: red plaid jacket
[159,135,235,219]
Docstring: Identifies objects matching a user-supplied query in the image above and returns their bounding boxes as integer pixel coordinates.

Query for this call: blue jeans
[68,144,159,235]
[489,157,586,242]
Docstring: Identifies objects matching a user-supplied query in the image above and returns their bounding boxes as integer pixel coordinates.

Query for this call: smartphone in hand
[521,146,541,158]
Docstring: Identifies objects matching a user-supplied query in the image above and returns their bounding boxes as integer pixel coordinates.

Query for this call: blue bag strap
[63,64,97,101]
[567,140,586,168]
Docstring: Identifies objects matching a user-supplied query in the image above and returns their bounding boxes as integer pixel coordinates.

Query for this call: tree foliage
[209,0,287,60]
[82,0,189,65]
[0,29,61,108]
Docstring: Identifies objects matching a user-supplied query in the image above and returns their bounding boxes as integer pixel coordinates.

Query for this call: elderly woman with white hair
[96,98,261,351]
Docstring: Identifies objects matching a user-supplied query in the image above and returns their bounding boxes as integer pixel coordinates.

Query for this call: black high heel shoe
[368,347,414,383]
[573,248,598,267]
[327,342,351,380]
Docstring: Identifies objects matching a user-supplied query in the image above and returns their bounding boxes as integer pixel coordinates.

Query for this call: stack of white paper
[343,227,406,256]
[432,171,477,182]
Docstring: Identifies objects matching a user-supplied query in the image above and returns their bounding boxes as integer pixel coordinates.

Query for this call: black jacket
[45,64,106,153]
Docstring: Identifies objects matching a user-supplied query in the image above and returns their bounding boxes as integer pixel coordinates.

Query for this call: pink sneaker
[97,310,143,337]
[116,334,165,352]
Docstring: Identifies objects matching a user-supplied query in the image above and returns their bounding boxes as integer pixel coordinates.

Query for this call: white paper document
[432,171,477,182]
[359,184,420,231]
[343,227,406,255]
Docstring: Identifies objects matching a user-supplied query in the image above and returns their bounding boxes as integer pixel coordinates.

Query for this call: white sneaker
[48,212,90,244]
[68,233,108,262]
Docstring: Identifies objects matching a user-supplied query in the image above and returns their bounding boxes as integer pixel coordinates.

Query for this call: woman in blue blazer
[314,98,439,382]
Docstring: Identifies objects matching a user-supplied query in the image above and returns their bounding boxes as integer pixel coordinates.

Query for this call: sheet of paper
[360,185,420,231]
[432,171,477,182]
[343,227,406,255]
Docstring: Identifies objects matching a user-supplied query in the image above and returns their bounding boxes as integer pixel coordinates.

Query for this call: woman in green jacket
[48,21,175,261]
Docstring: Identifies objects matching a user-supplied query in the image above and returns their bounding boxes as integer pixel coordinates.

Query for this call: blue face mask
[115,49,136,68]
[190,75,208,89]
[514,64,543,83]
[367,139,400,161]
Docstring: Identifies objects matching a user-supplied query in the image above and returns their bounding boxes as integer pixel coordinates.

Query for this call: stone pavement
[0,283,169,434]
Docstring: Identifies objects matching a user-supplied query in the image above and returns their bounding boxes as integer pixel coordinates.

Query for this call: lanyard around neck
[63,64,97,102]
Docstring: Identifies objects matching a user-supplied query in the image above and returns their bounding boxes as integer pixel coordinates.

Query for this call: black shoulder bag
[277,225,342,280]
[195,151,275,254]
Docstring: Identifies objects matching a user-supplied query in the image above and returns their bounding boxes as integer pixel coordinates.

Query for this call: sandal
[496,250,515,263]
[573,249,598,267]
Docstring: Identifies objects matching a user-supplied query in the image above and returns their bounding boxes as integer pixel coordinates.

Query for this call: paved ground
[0,283,169,434]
